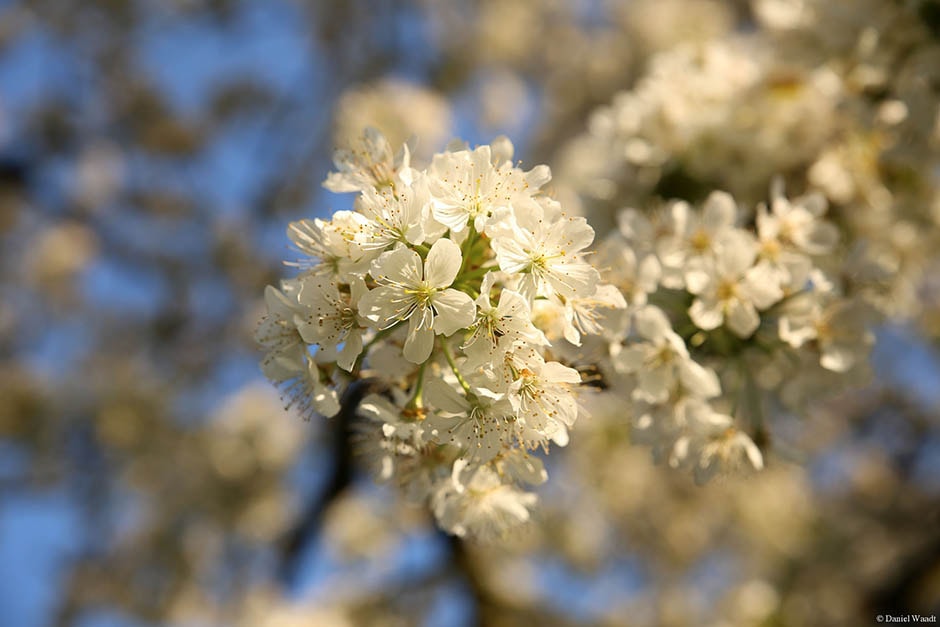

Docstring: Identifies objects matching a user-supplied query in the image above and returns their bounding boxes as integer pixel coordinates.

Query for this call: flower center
[689,229,711,253]
[405,282,436,306]
[717,280,738,301]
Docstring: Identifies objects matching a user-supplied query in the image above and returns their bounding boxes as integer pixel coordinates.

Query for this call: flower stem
[407,360,427,410]
[460,226,479,272]
[440,338,472,394]
[352,319,406,375]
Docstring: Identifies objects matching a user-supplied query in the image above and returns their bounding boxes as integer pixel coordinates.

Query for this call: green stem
[460,226,479,273]
[459,264,497,281]
[407,360,427,410]
[452,281,482,299]
[352,319,406,375]
[737,357,764,434]
[440,338,472,394]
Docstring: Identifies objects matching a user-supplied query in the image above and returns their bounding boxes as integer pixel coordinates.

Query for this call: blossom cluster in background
[599,184,873,483]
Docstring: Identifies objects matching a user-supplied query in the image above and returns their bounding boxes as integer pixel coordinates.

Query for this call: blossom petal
[612,345,646,374]
[820,343,855,372]
[425,377,469,414]
[371,246,421,285]
[689,298,723,330]
[540,361,581,385]
[636,366,673,403]
[741,265,784,309]
[358,285,410,327]
[404,307,435,363]
[336,331,363,372]
[726,299,760,337]
[716,232,757,276]
[634,306,672,340]
[678,359,721,398]
[425,238,463,288]
[702,190,736,233]
[433,289,476,335]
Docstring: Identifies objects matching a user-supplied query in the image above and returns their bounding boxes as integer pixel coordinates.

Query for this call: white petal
[525,164,551,188]
[593,283,627,309]
[371,246,421,285]
[403,308,435,363]
[547,261,600,298]
[552,217,595,254]
[496,288,529,319]
[779,316,817,348]
[490,136,514,164]
[684,266,712,295]
[336,331,363,372]
[312,377,340,417]
[636,366,673,403]
[678,359,721,398]
[358,285,408,327]
[637,254,662,291]
[540,361,581,385]
[613,345,647,374]
[716,232,757,276]
[433,289,476,335]
[349,276,368,305]
[634,306,672,340]
[425,238,463,288]
[669,200,691,235]
[550,427,569,447]
[562,311,582,346]
[741,265,784,309]
[264,285,296,318]
[431,201,471,234]
[261,346,304,382]
[798,221,839,254]
[744,439,764,471]
[689,298,724,330]
[702,190,736,233]
[726,299,760,337]
[820,343,855,372]
[425,377,469,414]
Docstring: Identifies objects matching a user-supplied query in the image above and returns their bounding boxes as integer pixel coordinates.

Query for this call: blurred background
[1,0,939,625]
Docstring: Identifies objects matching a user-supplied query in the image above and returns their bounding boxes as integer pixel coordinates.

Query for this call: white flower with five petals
[686,233,784,338]
[462,272,548,368]
[613,306,721,403]
[295,275,367,372]
[358,239,476,363]
[491,202,600,302]
[427,139,549,235]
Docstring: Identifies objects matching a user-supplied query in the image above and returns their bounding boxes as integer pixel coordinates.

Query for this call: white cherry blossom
[491,202,600,301]
[462,272,548,368]
[686,233,784,337]
[613,306,721,403]
[427,139,549,235]
[423,377,515,464]
[323,126,413,193]
[431,461,537,540]
[358,238,475,363]
[295,275,367,372]
[508,357,581,447]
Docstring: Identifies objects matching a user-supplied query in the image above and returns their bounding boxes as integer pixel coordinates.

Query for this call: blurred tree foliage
[0,1,938,626]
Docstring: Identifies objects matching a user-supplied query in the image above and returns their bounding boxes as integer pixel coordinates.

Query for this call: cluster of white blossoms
[558,37,840,208]
[596,182,874,482]
[259,128,625,539]
[557,0,940,327]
